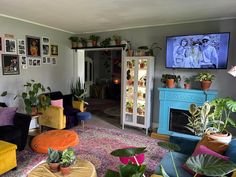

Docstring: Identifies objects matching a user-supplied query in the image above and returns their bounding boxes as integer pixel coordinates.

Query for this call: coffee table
[27,158,97,177]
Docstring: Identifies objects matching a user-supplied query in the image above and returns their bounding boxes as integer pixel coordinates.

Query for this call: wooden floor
[151,132,169,141]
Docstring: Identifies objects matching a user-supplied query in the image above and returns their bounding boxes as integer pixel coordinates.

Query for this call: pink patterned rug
[2,126,166,177]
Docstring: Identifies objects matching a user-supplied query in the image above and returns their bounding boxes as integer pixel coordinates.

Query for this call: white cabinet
[121,56,154,134]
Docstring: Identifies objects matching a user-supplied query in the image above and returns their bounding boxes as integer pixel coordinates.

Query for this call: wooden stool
[0,140,17,175]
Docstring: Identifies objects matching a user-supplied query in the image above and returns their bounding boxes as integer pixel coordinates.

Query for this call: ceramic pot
[209,132,232,144]
[60,166,71,175]
[201,81,212,91]
[184,83,190,89]
[48,162,60,172]
[166,79,175,88]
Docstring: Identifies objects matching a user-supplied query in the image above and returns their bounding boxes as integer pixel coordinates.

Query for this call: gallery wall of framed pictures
[0,34,59,75]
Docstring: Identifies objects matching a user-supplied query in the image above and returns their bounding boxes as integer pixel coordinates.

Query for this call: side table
[27,158,97,177]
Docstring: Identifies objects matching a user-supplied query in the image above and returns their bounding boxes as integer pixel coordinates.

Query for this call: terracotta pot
[48,162,60,172]
[60,166,71,175]
[71,42,77,48]
[127,49,133,56]
[201,81,212,91]
[31,106,38,116]
[92,40,97,46]
[184,83,190,89]
[166,79,175,88]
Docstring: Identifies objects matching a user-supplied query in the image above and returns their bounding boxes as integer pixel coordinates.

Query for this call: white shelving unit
[121,56,154,134]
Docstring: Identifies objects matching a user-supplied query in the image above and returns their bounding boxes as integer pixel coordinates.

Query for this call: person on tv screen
[183,47,195,68]
[191,40,202,68]
[200,36,218,68]
[173,38,188,67]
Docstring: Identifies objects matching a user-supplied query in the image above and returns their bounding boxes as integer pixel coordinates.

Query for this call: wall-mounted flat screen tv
[166,32,230,69]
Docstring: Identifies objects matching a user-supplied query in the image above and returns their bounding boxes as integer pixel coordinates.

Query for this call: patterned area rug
[3,126,166,177]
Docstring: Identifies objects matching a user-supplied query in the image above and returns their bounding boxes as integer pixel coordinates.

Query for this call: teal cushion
[155,152,192,177]
[225,138,236,163]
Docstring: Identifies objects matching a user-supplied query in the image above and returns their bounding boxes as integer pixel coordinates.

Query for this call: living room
[0,1,236,177]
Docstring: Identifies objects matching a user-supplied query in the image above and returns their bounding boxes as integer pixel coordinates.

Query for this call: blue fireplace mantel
[157,88,217,138]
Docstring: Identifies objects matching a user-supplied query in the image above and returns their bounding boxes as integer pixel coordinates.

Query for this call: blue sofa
[155,135,236,177]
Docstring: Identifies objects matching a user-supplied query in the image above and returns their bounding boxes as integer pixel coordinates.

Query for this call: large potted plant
[46,148,62,172]
[195,72,215,91]
[60,147,77,175]
[161,74,181,88]
[21,80,51,115]
[70,78,86,112]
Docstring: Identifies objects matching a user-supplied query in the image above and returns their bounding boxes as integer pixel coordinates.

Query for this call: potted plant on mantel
[184,77,191,89]
[195,72,215,91]
[161,74,181,88]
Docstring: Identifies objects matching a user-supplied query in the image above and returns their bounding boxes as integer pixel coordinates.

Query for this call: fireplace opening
[169,108,194,135]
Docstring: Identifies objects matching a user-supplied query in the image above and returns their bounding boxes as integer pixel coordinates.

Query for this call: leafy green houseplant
[101,37,111,47]
[105,147,147,177]
[60,147,77,175]
[47,148,62,172]
[184,77,191,89]
[161,74,181,88]
[195,72,215,90]
[89,35,100,46]
[68,36,79,48]
[21,80,51,115]
[70,78,86,112]
[112,35,121,45]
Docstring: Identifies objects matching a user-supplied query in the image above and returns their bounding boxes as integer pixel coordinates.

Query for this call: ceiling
[0,0,236,34]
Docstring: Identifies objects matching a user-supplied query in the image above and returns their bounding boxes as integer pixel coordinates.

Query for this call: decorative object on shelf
[105,147,147,177]
[100,37,111,47]
[137,43,162,56]
[26,35,41,57]
[126,100,133,113]
[137,46,149,56]
[184,77,191,89]
[139,60,147,69]
[0,35,3,52]
[137,103,145,115]
[228,66,236,77]
[112,35,121,45]
[60,147,77,175]
[138,75,146,87]
[47,148,62,172]
[89,35,100,47]
[2,54,20,75]
[17,39,26,56]
[21,80,51,115]
[195,72,215,91]
[50,44,58,56]
[161,74,181,88]
[80,37,87,47]
[69,36,79,48]
[4,38,17,54]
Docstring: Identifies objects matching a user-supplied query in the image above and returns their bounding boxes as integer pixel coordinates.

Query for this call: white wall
[0,16,74,111]
[80,19,236,127]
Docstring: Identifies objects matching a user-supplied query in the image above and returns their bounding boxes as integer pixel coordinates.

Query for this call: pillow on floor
[51,99,63,108]
[0,107,17,126]
[183,145,229,176]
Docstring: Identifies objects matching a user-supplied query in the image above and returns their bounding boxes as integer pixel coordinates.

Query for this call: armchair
[0,103,31,150]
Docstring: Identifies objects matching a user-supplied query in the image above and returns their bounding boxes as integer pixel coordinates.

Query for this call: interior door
[85,56,94,97]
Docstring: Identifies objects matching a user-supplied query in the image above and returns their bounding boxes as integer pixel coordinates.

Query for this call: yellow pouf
[0,140,17,175]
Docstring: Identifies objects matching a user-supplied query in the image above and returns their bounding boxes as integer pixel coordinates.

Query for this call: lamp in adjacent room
[228,66,236,77]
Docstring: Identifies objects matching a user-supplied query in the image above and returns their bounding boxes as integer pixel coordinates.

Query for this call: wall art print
[4,38,17,54]
[2,54,20,75]
[26,36,41,57]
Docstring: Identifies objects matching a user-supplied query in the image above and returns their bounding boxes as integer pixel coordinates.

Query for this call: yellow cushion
[232,171,236,177]
[0,141,17,175]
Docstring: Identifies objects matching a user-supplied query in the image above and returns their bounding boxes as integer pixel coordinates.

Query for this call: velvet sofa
[155,135,236,177]
[44,91,80,129]
[0,103,31,150]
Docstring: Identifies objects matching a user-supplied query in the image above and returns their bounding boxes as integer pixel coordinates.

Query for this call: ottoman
[0,140,17,175]
[31,130,79,153]
[77,112,92,130]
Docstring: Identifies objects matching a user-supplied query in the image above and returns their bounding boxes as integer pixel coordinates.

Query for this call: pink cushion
[183,145,229,176]
[51,99,63,108]
[119,146,145,165]
[0,107,17,126]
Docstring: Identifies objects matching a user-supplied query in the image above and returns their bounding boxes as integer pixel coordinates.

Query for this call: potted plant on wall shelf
[71,78,86,112]
[89,35,100,47]
[68,36,79,48]
[195,72,215,91]
[112,35,121,45]
[161,74,181,88]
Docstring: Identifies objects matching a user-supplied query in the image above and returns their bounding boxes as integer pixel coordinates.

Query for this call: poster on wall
[4,39,17,54]
[2,54,20,75]
[17,39,26,56]
[26,36,41,57]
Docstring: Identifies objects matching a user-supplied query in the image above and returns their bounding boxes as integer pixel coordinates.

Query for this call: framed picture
[17,39,26,56]
[26,36,41,57]
[47,57,51,64]
[4,39,17,54]
[20,56,27,69]
[2,54,20,75]
[42,57,47,64]
[0,36,3,52]
[28,58,33,67]
[42,44,50,56]
[52,57,57,65]
[42,37,50,44]
[51,44,58,56]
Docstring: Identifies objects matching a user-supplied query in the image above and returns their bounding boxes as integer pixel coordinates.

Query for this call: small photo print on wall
[26,36,41,57]
[31,58,41,67]
[52,57,57,65]
[47,57,51,64]
[4,39,17,54]
[20,56,27,69]
[17,39,26,56]
[51,45,58,56]
[43,44,50,56]
[42,37,50,44]
[42,57,47,64]
[2,54,20,75]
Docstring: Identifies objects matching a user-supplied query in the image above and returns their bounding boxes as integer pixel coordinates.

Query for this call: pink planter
[119,146,145,164]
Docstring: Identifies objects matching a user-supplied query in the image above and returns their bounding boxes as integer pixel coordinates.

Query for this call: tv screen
[166,32,230,69]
